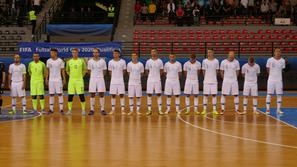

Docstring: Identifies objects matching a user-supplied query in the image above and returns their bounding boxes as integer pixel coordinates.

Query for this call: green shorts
[68,79,84,95]
[30,80,44,96]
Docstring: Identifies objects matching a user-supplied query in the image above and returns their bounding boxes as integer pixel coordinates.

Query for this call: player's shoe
[22,110,28,115]
[127,111,133,115]
[184,109,190,115]
[176,111,181,115]
[60,110,65,115]
[164,109,170,115]
[220,110,225,115]
[41,110,46,114]
[201,110,206,115]
[47,110,54,115]
[109,110,115,115]
[121,110,127,115]
[253,110,260,115]
[242,110,247,115]
[136,110,142,115]
[146,110,152,116]
[194,110,200,115]
[88,110,95,116]
[66,110,72,115]
[265,110,270,115]
[235,110,243,115]
[82,110,86,116]
[100,110,108,116]
[29,110,37,114]
[212,109,219,115]
[277,110,284,115]
[8,110,16,115]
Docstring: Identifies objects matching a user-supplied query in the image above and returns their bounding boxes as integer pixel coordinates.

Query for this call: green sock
[40,99,45,110]
[32,99,37,111]
[81,102,86,111]
[68,102,73,111]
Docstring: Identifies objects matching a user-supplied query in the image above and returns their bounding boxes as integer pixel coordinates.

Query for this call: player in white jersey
[183,53,201,115]
[266,48,286,115]
[127,53,144,115]
[45,48,66,115]
[164,54,182,114]
[87,48,107,116]
[108,50,127,115]
[241,57,260,114]
[201,49,220,115]
[220,51,241,115]
[145,49,164,115]
[8,54,27,115]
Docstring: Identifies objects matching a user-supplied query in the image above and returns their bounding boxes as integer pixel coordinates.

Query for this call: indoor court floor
[0,94,297,167]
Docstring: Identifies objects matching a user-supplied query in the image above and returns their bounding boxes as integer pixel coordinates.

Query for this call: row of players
[0,47,285,116]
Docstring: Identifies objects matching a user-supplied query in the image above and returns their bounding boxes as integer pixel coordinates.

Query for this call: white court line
[0,103,42,123]
[177,106,297,149]
[257,109,297,130]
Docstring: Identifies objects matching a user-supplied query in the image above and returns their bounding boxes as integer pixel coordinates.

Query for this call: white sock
[266,94,271,111]
[167,97,171,110]
[203,96,207,110]
[147,96,151,110]
[186,96,190,110]
[111,97,115,111]
[176,96,180,111]
[120,97,125,111]
[12,97,16,111]
[212,96,217,110]
[221,95,225,111]
[90,97,95,111]
[277,95,282,110]
[234,96,239,111]
[58,95,63,111]
[136,98,141,111]
[243,97,248,111]
[22,97,26,111]
[49,96,54,111]
[253,97,257,111]
[157,96,162,109]
[129,98,134,112]
[194,96,198,111]
[100,97,104,111]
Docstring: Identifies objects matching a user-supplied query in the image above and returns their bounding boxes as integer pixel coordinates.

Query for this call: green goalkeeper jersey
[66,58,86,81]
[28,61,45,81]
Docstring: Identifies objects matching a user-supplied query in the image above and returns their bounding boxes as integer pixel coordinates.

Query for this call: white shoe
[121,111,127,115]
[164,109,170,114]
[66,111,72,115]
[253,111,260,115]
[136,110,142,115]
[277,110,284,114]
[127,111,133,115]
[82,110,86,116]
[266,110,270,115]
[41,110,46,114]
[109,110,115,115]
[176,111,181,115]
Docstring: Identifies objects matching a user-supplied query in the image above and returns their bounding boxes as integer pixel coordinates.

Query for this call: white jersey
[145,58,163,82]
[127,61,144,85]
[88,58,107,79]
[220,59,240,83]
[202,58,220,84]
[184,60,201,82]
[108,59,126,84]
[46,58,64,82]
[266,57,285,82]
[9,63,26,82]
[164,61,182,81]
[241,63,260,84]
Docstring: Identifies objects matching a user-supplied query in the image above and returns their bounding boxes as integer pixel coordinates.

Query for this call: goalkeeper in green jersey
[28,53,46,114]
[66,48,87,116]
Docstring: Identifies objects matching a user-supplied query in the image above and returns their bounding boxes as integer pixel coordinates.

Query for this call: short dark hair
[93,48,100,52]
[113,49,121,53]
[50,48,58,52]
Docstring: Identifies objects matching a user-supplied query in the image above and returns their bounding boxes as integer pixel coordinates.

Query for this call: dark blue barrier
[47,24,113,36]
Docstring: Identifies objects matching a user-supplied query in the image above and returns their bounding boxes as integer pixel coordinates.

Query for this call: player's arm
[22,73,26,90]
[66,60,70,76]
[178,64,182,79]
[108,61,112,76]
[61,68,66,85]
[1,63,5,88]
[28,63,32,76]
[82,59,87,77]
[8,71,11,89]
[45,67,49,86]
[43,63,46,80]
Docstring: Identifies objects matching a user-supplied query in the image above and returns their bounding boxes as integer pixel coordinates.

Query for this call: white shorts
[49,80,63,94]
[267,81,283,95]
[89,78,106,93]
[164,80,181,95]
[11,81,25,97]
[222,81,239,95]
[110,84,125,95]
[128,84,142,97]
[203,83,218,95]
[243,83,258,96]
[184,81,199,95]
[147,81,162,94]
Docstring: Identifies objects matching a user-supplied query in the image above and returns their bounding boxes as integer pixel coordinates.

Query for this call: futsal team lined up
[0,47,286,116]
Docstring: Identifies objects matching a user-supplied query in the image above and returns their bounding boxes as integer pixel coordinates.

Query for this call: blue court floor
[259,108,297,128]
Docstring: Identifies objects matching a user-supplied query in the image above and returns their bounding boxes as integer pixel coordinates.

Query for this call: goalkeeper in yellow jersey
[66,48,87,116]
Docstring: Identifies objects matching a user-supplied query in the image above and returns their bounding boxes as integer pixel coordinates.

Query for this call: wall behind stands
[1,56,296,91]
